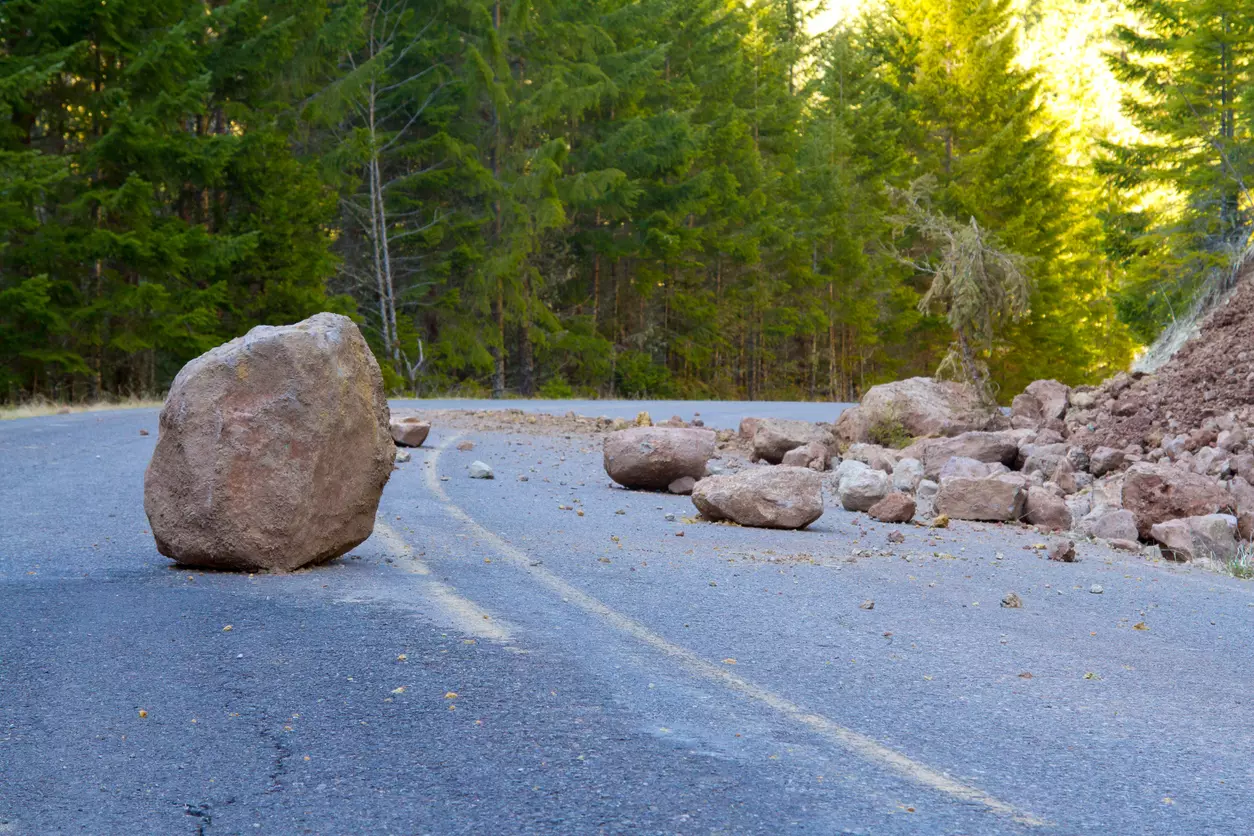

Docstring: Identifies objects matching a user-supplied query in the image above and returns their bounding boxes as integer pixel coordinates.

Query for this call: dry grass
[0,395,164,421]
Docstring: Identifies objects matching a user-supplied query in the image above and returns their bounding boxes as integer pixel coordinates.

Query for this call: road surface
[3,402,1254,834]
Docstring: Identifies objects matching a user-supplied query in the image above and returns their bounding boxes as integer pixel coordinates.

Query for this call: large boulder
[389,416,430,447]
[144,313,394,572]
[1120,462,1234,538]
[692,467,824,530]
[838,466,893,512]
[1149,515,1239,562]
[753,419,833,464]
[604,427,715,490]
[935,473,1027,522]
[833,377,999,444]
[906,431,1019,480]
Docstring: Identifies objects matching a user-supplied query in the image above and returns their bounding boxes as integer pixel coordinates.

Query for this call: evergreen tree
[1106,0,1254,337]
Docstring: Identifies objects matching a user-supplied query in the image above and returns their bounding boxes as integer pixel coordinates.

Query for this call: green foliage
[0,0,1185,404]
[614,350,672,398]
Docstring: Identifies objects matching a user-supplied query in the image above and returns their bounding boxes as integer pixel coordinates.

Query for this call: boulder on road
[692,466,824,530]
[389,416,430,448]
[144,313,394,572]
[935,473,1027,522]
[844,443,899,473]
[781,441,830,471]
[1024,486,1072,531]
[893,457,925,492]
[668,476,697,495]
[604,427,715,490]
[838,466,893,512]
[907,431,1019,480]
[1082,508,1139,542]
[833,377,1000,444]
[1121,462,1233,537]
[868,492,916,524]
[468,460,494,479]
[1149,515,1238,562]
[752,419,833,464]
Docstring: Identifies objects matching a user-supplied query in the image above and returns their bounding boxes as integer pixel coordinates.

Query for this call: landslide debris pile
[599,372,1251,566]
[1066,270,1254,453]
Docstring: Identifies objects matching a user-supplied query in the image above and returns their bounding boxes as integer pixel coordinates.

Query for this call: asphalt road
[4,402,1254,834]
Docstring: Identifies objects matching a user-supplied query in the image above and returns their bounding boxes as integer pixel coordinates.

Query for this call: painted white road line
[373,519,513,643]
[422,432,1049,828]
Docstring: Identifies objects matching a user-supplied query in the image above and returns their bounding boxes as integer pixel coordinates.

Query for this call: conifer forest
[2,0,1250,402]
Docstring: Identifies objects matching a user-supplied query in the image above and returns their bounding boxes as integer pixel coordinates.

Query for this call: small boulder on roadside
[781,441,830,471]
[935,473,1027,522]
[906,431,1019,480]
[868,492,916,524]
[1149,514,1238,562]
[1121,462,1234,537]
[1082,508,1139,542]
[604,427,716,490]
[692,466,824,530]
[838,466,893,512]
[468,461,494,479]
[1024,487,1072,531]
[390,416,431,448]
[893,457,925,492]
[668,476,697,495]
[752,419,834,464]
[1047,538,1077,562]
[844,443,899,474]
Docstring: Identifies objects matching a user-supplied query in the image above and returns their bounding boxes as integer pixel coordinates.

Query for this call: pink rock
[868,492,917,524]
[144,314,394,572]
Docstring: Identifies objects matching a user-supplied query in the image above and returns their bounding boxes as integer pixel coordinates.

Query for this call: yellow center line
[422,432,1050,828]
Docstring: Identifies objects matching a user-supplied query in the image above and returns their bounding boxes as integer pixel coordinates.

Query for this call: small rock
[394,449,411,463]
[1001,592,1023,608]
[139,428,150,436]
[390,417,431,448]
[838,466,893,512]
[859,600,875,611]
[517,475,529,482]
[1046,538,1076,562]
[664,513,676,522]
[868,492,916,523]
[457,440,476,451]
[887,530,906,544]
[668,476,697,495]
[1089,584,1103,594]
[468,461,494,479]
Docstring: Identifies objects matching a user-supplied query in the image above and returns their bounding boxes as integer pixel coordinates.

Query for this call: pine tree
[1106,0,1254,336]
